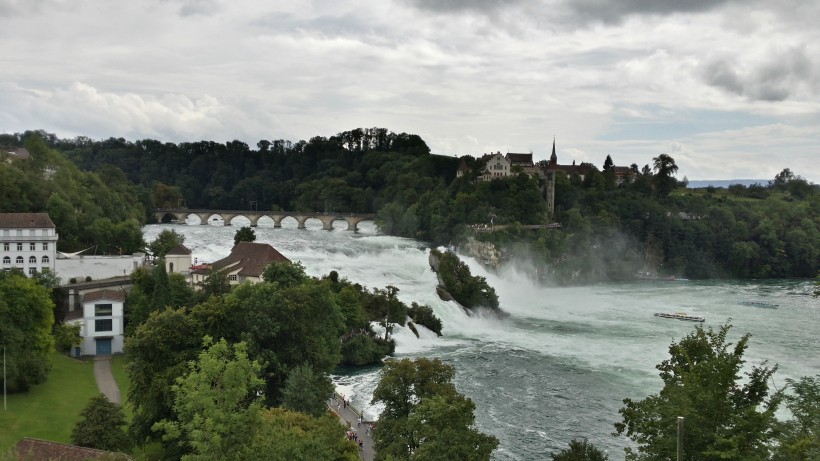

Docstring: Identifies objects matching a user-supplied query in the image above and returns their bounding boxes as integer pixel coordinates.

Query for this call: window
[15,256,23,264]
[29,256,36,264]
[17,243,22,251]
[30,243,36,251]
[95,319,113,332]
[2,243,7,251]
[228,274,238,281]
[94,304,113,316]
[2,257,9,265]
[29,267,36,275]
[42,256,49,264]
[42,242,48,251]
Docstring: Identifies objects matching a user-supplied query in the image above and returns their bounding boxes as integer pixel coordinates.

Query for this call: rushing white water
[144,218,819,460]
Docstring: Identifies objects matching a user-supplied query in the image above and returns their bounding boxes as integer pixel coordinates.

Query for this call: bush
[340,335,394,366]
[71,394,130,452]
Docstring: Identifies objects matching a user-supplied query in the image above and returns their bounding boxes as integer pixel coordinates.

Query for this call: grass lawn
[0,352,99,453]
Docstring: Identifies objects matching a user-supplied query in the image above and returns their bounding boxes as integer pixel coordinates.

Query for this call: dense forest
[1,129,818,281]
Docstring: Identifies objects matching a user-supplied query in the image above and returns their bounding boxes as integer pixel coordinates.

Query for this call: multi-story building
[0,213,59,276]
[65,288,126,356]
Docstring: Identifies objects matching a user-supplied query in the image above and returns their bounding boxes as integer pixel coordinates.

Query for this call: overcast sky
[1,0,818,181]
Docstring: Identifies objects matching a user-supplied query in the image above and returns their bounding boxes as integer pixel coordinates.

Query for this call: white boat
[654,312,705,322]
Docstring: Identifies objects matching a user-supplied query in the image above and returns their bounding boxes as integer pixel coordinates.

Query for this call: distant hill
[687,179,768,189]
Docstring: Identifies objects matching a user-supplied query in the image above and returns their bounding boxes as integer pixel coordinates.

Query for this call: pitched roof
[211,242,290,278]
[0,213,56,229]
[14,438,132,461]
[82,289,126,303]
[166,243,192,255]
[505,153,533,165]
[1,146,30,160]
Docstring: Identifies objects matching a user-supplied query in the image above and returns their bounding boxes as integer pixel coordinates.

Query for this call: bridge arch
[152,209,378,232]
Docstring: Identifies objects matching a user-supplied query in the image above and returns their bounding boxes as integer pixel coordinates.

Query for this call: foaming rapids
[143,221,819,459]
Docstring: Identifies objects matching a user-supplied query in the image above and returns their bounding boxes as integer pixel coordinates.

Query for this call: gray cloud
[567,0,732,23]
[402,0,524,14]
[161,0,220,17]
[702,46,816,102]
[403,0,733,25]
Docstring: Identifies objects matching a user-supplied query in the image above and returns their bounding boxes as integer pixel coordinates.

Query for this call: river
[143,218,819,460]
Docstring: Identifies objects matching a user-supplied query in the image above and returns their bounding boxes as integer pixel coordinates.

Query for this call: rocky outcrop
[457,237,503,269]
[428,249,505,318]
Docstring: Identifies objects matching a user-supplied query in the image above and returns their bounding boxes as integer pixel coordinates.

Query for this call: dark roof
[553,164,595,175]
[211,242,290,277]
[505,153,533,165]
[1,146,30,160]
[612,166,635,175]
[0,213,55,229]
[82,289,126,303]
[14,438,131,461]
[166,243,192,255]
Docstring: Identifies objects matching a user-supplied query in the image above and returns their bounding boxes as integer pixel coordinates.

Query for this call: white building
[0,213,59,276]
[68,289,126,356]
[165,243,192,276]
[55,253,145,284]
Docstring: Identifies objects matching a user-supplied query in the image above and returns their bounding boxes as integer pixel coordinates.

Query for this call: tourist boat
[654,312,705,322]
[740,300,779,308]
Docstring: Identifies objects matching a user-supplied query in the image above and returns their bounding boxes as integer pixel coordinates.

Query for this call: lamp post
[677,416,684,461]
[3,345,6,412]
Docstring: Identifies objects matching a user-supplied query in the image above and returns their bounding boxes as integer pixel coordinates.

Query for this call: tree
[234,226,256,245]
[195,266,232,300]
[126,308,203,446]
[53,322,81,354]
[651,154,679,197]
[148,229,185,258]
[603,155,614,172]
[252,407,359,460]
[153,338,264,461]
[71,394,130,452]
[405,393,499,461]
[551,438,609,460]
[281,363,335,417]
[261,260,309,288]
[371,357,498,460]
[614,323,781,460]
[772,375,820,460]
[0,270,55,392]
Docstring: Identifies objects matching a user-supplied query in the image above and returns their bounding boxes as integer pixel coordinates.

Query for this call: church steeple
[549,137,557,168]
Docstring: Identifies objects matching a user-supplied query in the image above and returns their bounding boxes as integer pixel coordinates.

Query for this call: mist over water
[144,219,819,460]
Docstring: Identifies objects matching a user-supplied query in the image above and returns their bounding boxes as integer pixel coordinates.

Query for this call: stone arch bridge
[154,209,377,232]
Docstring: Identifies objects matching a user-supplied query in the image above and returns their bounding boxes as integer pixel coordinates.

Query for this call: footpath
[93,356,120,404]
[328,393,375,461]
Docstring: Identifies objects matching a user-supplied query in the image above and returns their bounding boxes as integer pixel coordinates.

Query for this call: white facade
[55,253,145,283]
[165,244,192,277]
[69,289,126,356]
[482,153,510,180]
[0,213,59,277]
